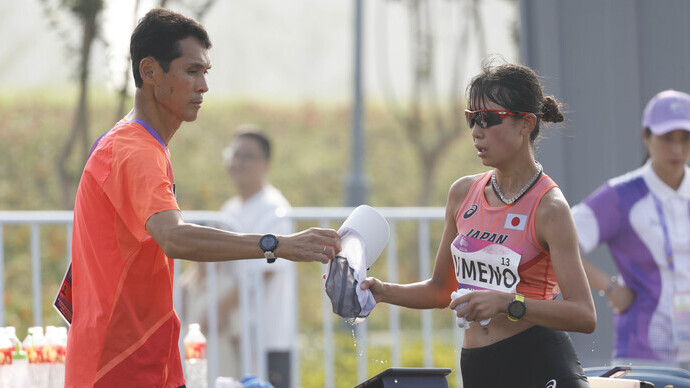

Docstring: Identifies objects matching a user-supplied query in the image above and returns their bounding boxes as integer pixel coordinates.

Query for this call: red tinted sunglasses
[464,109,532,129]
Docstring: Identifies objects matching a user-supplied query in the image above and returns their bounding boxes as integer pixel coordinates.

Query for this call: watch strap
[259,234,278,264]
[507,293,526,322]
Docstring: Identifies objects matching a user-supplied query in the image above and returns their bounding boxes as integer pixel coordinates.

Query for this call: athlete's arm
[146,209,340,263]
[522,188,597,333]
[360,176,476,309]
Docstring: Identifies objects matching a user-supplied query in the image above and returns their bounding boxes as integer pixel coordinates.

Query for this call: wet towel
[451,288,491,329]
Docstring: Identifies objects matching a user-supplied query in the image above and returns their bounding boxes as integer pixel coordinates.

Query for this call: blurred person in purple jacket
[572,90,690,370]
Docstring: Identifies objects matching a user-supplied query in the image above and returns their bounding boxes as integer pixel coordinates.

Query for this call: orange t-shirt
[65,120,184,388]
[454,171,560,300]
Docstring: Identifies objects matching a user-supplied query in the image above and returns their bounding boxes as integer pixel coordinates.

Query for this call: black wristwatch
[259,234,279,263]
[507,293,526,322]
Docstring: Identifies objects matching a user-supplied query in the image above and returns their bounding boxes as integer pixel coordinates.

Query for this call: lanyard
[651,194,674,271]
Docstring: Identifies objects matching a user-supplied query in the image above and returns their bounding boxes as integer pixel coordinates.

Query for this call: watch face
[260,234,279,251]
[508,300,526,319]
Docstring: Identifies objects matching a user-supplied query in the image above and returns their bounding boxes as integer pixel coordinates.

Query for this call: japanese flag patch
[504,213,527,230]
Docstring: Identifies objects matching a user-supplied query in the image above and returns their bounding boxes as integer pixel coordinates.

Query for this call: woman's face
[645,129,690,175]
[469,100,533,167]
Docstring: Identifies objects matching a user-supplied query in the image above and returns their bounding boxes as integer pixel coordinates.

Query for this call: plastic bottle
[45,326,65,388]
[57,327,67,386]
[10,343,28,388]
[4,327,20,352]
[25,327,48,388]
[0,328,13,388]
[6,327,28,388]
[183,323,207,388]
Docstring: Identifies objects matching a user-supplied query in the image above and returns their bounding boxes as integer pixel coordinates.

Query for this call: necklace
[491,162,544,205]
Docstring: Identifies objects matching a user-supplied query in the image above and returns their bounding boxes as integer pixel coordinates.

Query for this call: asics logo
[545,379,557,388]
[463,204,478,219]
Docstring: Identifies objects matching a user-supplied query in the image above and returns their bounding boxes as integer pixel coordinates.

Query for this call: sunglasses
[464,109,533,129]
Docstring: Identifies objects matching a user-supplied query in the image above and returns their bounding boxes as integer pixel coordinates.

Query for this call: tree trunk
[392,0,483,206]
[57,10,97,209]
[417,151,437,206]
[114,0,142,122]
[194,0,218,20]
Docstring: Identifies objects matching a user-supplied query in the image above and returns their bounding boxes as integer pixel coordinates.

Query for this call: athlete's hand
[360,277,386,303]
[276,228,341,264]
[450,290,509,323]
[607,284,635,314]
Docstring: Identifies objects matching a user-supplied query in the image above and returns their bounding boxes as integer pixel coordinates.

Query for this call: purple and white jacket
[572,161,690,363]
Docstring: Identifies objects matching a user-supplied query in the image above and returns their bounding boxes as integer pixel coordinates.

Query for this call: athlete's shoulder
[449,172,487,201]
[536,186,572,225]
[447,172,488,221]
[110,123,166,159]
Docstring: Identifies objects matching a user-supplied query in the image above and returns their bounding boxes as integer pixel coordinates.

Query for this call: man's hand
[275,227,341,264]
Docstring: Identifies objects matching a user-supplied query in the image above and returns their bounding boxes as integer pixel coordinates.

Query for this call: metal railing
[0,208,463,388]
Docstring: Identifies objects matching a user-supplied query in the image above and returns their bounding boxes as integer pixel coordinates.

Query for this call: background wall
[520,0,690,367]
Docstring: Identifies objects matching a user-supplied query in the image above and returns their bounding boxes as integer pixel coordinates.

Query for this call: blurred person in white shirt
[218,127,297,388]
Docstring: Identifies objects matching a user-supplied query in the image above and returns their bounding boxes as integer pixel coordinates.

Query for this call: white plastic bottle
[26,327,48,388]
[6,327,28,388]
[56,327,67,387]
[4,327,20,352]
[0,328,13,388]
[183,323,207,388]
[45,326,65,388]
[10,343,28,388]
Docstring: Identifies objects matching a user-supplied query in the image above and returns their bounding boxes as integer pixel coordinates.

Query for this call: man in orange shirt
[63,9,340,388]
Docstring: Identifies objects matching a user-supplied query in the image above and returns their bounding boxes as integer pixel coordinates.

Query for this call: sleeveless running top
[453,171,560,300]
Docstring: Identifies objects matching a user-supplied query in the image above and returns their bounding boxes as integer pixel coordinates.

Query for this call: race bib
[450,234,522,293]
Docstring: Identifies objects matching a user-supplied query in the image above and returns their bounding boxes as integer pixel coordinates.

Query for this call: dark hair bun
[541,96,564,123]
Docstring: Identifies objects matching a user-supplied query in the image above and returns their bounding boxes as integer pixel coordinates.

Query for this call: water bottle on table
[0,328,13,388]
[25,327,48,388]
[6,326,28,388]
[184,323,208,388]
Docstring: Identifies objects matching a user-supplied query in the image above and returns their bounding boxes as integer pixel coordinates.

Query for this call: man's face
[226,137,270,189]
[154,37,211,123]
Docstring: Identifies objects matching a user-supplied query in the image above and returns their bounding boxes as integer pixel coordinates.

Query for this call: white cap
[338,205,390,268]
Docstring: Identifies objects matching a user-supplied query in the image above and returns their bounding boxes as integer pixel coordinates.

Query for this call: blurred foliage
[62,0,104,19]
[0,89,485,211]
[0,88,485,384]
[300,329,461,388]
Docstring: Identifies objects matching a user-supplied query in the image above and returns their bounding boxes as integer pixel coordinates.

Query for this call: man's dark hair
[236,129,272,160]
[130,8,212,88]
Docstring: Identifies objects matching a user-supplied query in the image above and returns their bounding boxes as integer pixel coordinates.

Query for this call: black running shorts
[461,326,590,388]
